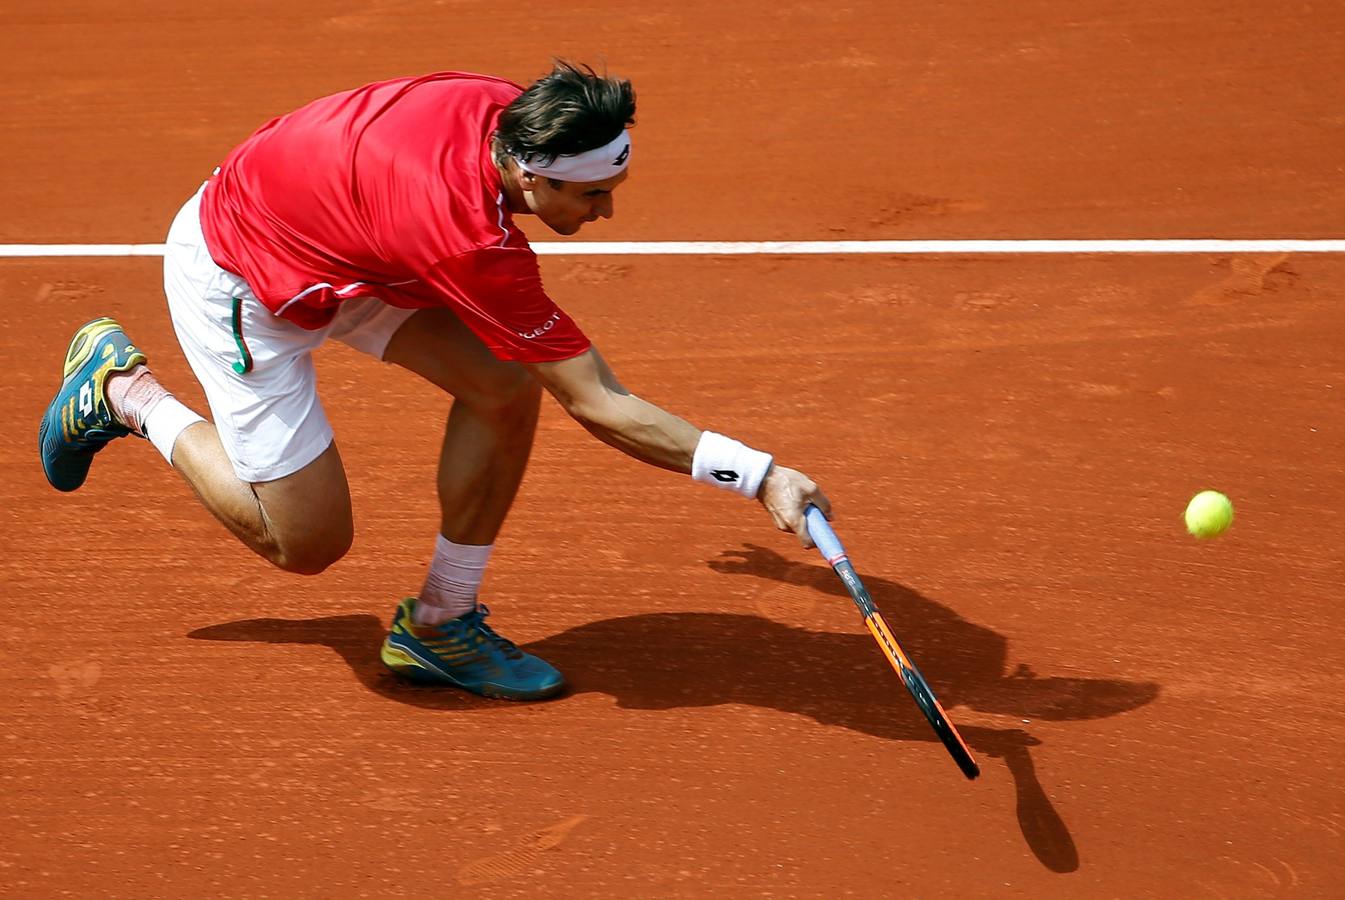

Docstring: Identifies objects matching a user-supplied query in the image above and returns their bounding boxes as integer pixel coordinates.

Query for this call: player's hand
[757,465,831,548]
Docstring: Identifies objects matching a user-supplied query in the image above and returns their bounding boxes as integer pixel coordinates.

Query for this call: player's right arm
[527,347,831,546]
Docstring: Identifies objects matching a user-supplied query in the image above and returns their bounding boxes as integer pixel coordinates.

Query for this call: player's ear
[517,168,540,191]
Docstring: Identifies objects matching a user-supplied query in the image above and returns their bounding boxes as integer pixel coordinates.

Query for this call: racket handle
[805,505,847,565]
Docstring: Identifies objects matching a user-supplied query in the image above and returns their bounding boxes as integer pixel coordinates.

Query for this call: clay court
[3,1,1344,896]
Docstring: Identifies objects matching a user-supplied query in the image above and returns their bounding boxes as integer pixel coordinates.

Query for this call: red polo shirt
[199,72,590,363]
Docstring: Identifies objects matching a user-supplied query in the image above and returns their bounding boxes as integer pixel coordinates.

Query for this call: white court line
[0,239,1343,258]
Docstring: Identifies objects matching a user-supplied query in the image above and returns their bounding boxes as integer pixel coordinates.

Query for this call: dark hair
[493,60,636,167]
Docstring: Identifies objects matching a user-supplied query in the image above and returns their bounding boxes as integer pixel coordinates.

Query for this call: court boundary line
[1,239,1343,258]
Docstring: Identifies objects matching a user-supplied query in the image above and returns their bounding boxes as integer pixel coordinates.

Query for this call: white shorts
[163,185,417,483]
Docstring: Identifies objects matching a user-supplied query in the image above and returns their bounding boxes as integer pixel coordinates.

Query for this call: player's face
[522,170,628,235]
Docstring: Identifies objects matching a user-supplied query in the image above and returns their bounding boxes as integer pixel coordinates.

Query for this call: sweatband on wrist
[691,431,773,499]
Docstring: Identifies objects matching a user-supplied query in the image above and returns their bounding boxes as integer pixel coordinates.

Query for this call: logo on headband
[614,144,630,166]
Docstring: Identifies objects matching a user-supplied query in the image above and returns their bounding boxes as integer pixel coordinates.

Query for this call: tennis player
[38,61,831,700]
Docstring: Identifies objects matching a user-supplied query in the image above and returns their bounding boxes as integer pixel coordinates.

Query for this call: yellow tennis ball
[1184,490,1234,539]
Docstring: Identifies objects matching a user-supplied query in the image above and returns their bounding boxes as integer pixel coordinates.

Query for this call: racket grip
[805,505,847,565]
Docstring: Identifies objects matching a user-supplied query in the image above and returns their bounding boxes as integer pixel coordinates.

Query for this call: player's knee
[471,368,541,427]
[269,528,353,576]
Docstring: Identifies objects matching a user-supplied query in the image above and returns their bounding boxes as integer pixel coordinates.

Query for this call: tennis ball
[1184,490,1234,539]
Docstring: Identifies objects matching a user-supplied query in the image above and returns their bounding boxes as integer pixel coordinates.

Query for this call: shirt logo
[519,312,561,340]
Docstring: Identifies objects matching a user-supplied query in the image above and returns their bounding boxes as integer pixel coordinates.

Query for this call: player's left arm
[527,347,831,545]
[418,248,831,542]
[531,345,696,471]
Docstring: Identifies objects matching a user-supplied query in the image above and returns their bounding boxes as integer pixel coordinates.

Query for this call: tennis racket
[805,505,980,780]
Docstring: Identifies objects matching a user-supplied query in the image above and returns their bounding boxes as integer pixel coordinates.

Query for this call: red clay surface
[4,2,1344,897]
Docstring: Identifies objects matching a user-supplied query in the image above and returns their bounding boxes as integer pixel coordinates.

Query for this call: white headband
[513,131,632,183]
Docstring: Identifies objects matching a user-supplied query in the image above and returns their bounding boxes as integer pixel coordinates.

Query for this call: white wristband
[692,431,774,499]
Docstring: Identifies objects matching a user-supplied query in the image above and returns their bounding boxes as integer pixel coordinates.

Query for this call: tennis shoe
[38,317,147,492]
[381,598,566,700]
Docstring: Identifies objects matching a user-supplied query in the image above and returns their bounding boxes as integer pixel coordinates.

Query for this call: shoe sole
[65,316,146,401]
[380,642,566,701]
[63,317,120,379]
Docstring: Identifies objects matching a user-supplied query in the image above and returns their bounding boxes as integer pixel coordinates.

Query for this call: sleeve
[420,246,592,363]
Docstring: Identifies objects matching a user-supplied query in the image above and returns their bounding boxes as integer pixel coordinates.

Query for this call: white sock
[413,535,494,625]
[142,396,206,466]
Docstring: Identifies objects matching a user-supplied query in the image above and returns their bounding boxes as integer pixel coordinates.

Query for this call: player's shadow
[188,544,1158,874]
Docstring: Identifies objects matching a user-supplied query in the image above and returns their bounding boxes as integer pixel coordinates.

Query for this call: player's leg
[39,309,354,575]
[109,321,354,575]
[157,186,360,573]
[381,307,542,546]
[382,307,542,626]
[333,305,562,699]
[167,426,353,575]
[116,183,353,573]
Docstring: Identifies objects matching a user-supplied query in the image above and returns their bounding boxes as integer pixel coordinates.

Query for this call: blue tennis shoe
[39,317,147,492]
[381,599,566,700]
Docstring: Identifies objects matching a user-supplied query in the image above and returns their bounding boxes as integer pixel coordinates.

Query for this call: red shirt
[199,72,590,363]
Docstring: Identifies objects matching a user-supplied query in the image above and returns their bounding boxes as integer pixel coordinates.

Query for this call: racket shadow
[699,541,1159,874]
[525,609,1092,873]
